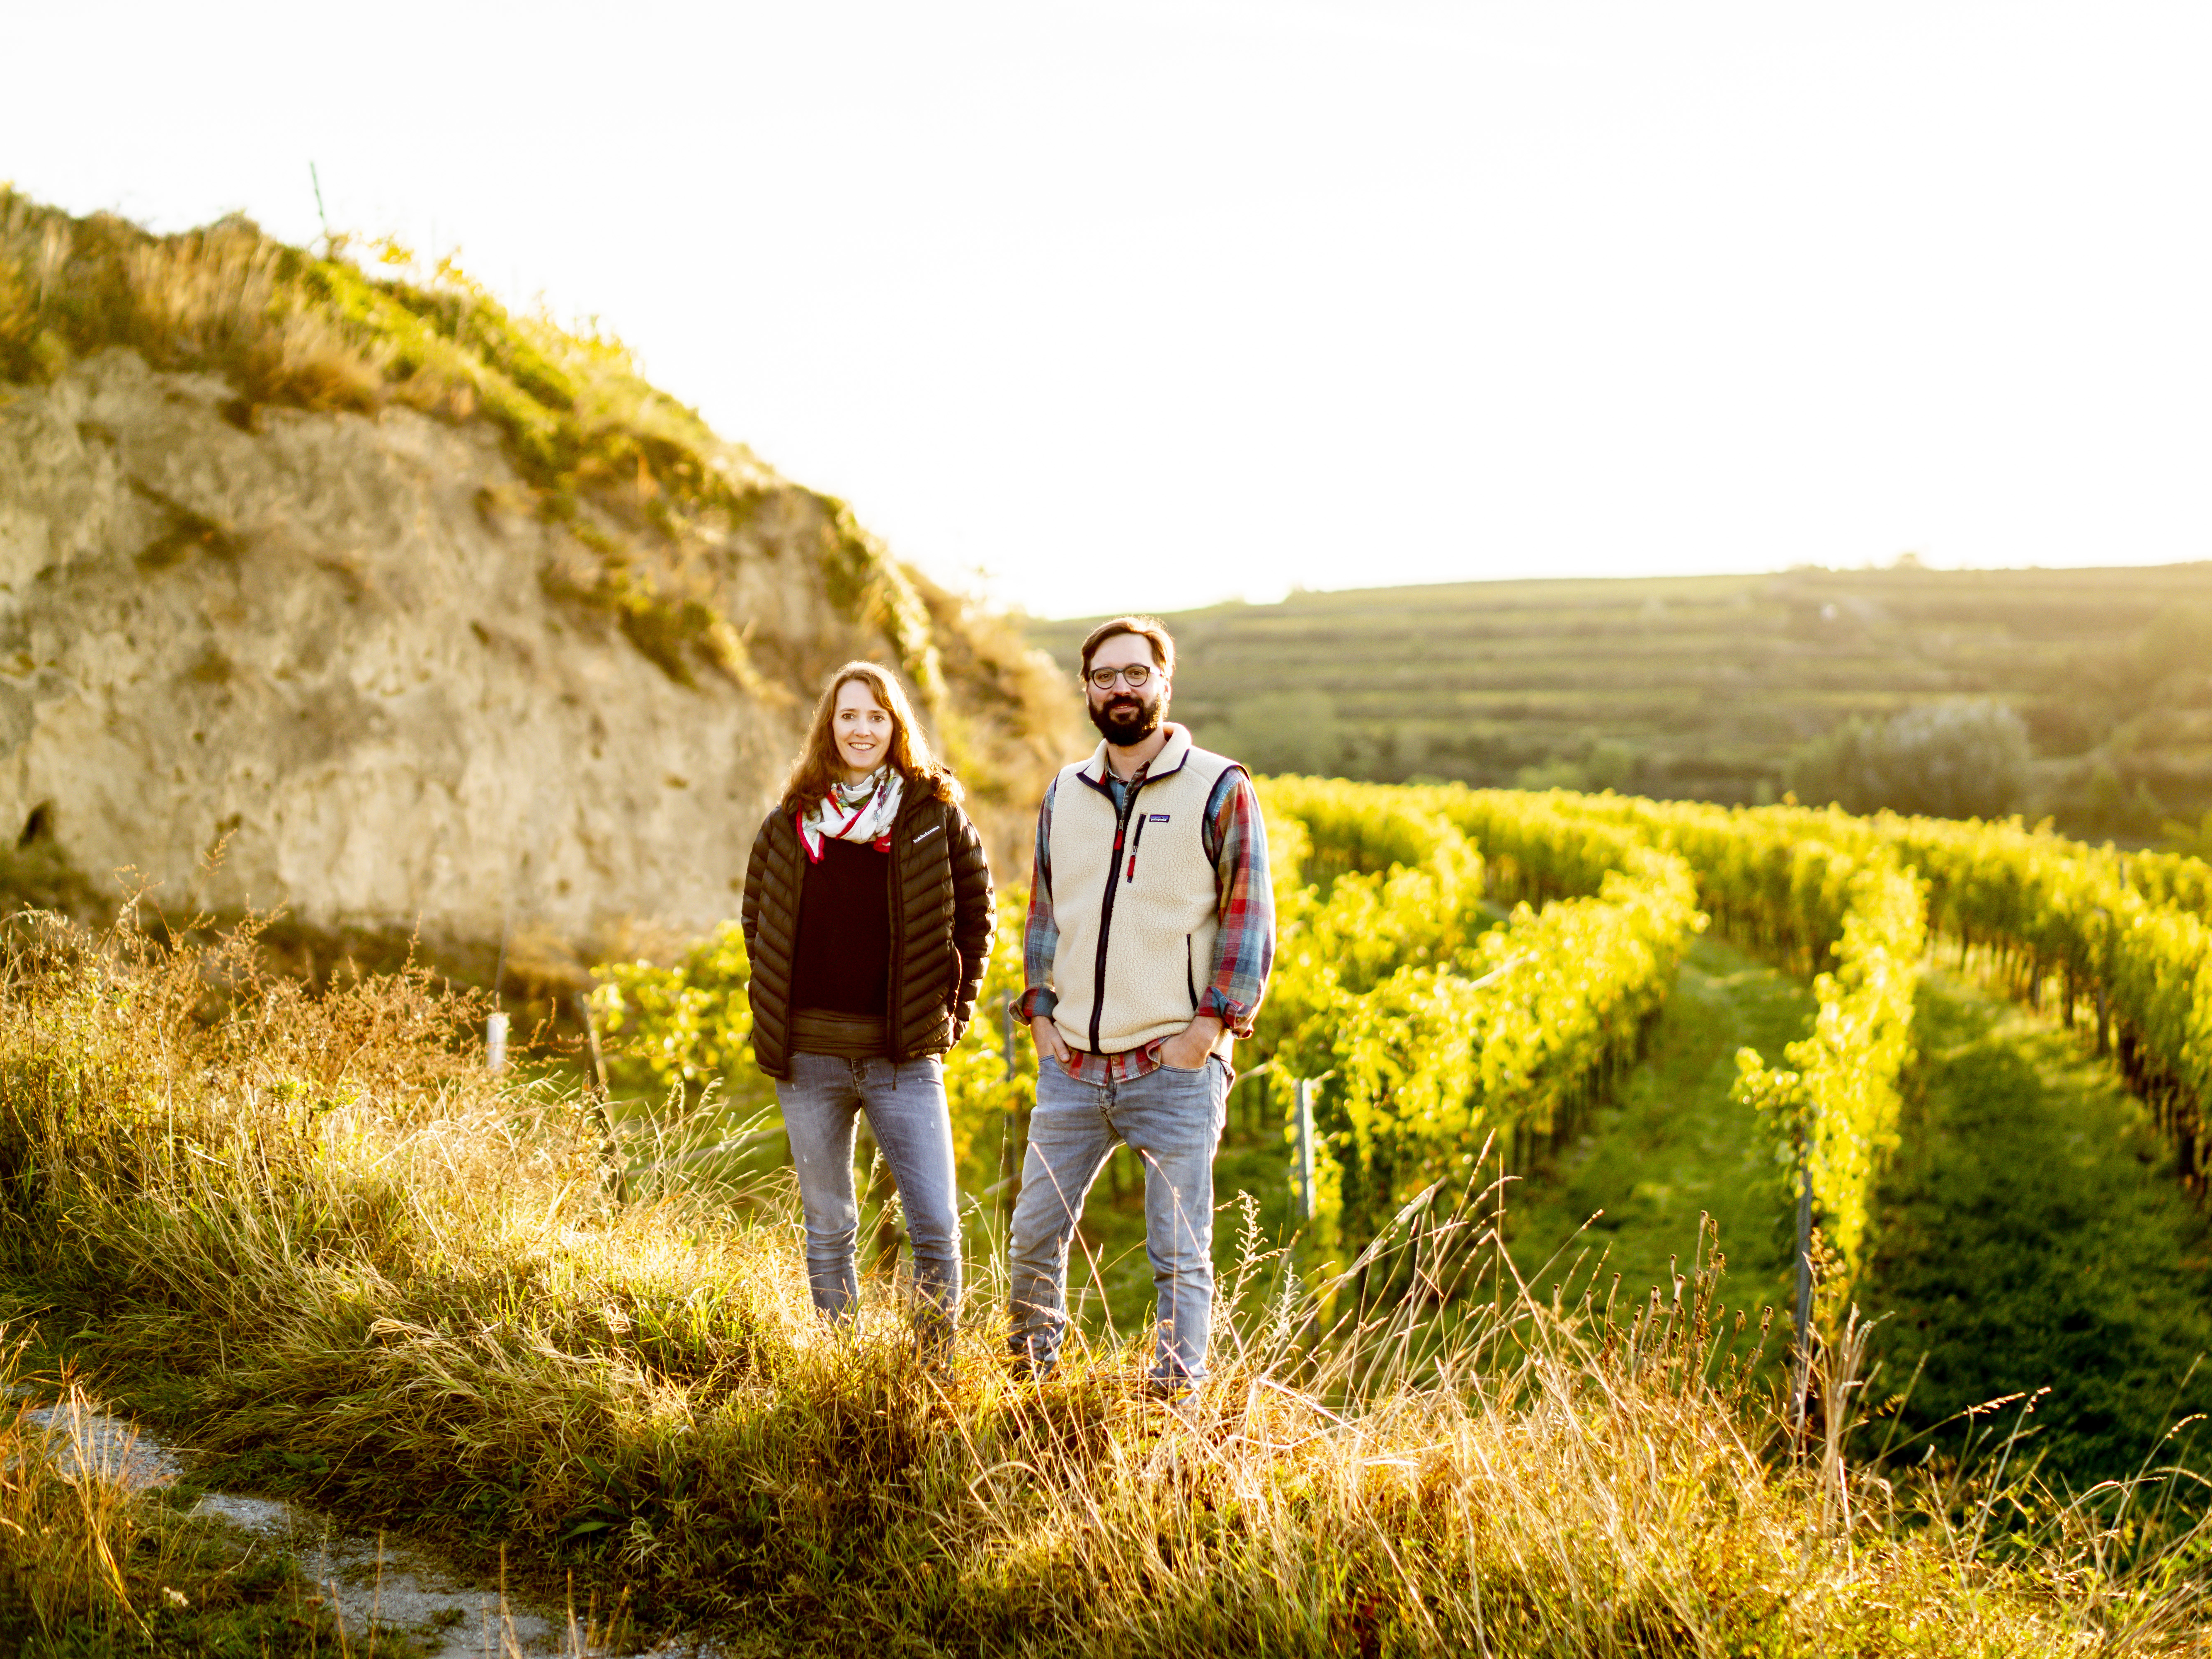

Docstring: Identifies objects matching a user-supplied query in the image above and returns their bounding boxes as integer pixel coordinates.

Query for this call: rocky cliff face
[0,346,1062,957]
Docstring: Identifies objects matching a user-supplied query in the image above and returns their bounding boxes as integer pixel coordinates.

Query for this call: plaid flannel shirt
[1019,759,1274,1084]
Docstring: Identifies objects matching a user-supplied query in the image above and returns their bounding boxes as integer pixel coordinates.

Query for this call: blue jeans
[1007,1055,1230,1384]
[778,1053,960,1331]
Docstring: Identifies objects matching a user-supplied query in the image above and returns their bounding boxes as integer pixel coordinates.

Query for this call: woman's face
[832,679,895,779]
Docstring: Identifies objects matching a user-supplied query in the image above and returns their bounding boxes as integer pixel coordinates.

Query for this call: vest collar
[1076,723,1195,793]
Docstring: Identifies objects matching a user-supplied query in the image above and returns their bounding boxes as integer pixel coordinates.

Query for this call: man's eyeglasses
[1086,664,1156,690]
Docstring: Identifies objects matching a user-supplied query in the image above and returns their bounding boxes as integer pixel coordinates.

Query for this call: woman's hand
[1159,1014,1224,1072]
[1031,1016,1075,1069]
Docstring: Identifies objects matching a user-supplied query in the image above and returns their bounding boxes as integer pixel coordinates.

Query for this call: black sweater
[790,838,892,1015]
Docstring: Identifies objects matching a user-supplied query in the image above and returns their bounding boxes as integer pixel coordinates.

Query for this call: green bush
[1788,701,2031,820]
[1207,690,1344,777]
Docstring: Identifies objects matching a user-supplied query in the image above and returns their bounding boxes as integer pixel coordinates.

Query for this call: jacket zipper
[1185,933,1197,1009]
[1125,808,1153,883]
[1089,775,1146,1053]
[885,799,905,1053]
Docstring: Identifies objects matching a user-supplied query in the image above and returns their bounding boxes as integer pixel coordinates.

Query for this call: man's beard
[1089,689,1164,748]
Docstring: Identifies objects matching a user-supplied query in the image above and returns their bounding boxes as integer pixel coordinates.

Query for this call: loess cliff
[0,192,1074,963]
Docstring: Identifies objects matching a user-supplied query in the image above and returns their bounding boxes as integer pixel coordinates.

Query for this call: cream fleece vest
[1048,725,1238,1057]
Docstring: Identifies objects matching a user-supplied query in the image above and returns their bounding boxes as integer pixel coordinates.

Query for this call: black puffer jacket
[741,784,994,1079]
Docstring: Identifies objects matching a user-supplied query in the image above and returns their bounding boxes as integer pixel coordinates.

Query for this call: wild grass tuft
[0,908,2205,1654]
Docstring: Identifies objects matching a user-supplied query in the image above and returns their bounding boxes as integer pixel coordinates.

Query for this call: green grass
[1504,935,1812,1337]
[1499,932,2212,1491]
[1863,967,2212,1489]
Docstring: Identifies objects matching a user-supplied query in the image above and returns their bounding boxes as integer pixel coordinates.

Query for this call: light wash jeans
[778,1053,960,1333]
[1007,1054,1230,1384]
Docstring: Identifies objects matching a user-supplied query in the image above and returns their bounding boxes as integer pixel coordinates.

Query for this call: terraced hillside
[1031,563,2212,834]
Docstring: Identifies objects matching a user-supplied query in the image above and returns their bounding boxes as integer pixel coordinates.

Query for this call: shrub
[1209,690,1345,778]
[2136,603,2212,689]
[1788,701,2032,820]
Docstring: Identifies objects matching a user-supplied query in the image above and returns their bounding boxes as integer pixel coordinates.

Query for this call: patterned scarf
[797,766,904,862]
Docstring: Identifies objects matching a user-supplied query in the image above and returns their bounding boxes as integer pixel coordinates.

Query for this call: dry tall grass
[0,910,2205,1655]
[0,193,386,410]
[0,1365,148,1643]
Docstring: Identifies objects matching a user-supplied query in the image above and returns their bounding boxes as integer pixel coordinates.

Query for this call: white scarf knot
[797,766,904,861]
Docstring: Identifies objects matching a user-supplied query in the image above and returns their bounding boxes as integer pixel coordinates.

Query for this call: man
[1007,615,1275,1397]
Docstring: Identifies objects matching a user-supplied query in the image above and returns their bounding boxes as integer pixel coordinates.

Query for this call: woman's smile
[832,681,895,779]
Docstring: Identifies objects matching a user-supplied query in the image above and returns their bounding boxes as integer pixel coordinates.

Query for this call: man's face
[1085,633,1167,748]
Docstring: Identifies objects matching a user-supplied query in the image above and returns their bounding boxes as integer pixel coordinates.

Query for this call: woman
[741,662,993,1335]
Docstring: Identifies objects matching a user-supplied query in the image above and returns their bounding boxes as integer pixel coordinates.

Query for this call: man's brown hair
[778,661,961,814]
[1078,616,1176,682]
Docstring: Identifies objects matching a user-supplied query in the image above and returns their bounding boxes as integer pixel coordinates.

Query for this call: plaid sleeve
[1018,776,1060,1022]
[1199,769,1274,1036]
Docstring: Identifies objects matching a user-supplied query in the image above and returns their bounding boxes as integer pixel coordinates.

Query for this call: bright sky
[5,3,2207,618]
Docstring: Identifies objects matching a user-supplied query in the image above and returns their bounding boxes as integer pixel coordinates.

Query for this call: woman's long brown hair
[779,661,961,815]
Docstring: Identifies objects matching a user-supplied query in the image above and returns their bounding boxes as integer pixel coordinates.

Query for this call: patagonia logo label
[1147,813,1171,822]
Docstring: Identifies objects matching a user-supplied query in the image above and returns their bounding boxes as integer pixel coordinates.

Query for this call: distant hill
[1029,564,2212,837]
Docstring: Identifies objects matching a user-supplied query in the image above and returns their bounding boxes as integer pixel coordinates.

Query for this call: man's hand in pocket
[1159,1015,1223,1072]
